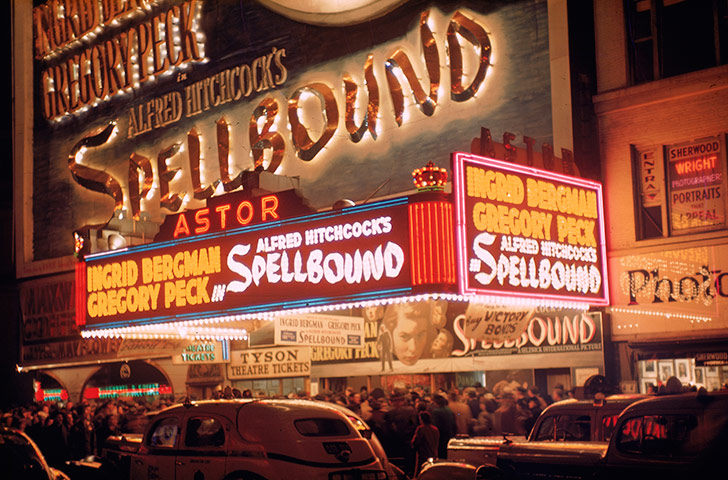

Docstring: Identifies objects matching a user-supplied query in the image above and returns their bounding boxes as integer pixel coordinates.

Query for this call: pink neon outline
[451,152,609,306]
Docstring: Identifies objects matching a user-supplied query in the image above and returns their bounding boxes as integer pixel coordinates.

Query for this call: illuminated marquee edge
[80,292,590,340]
[451,151,610,306]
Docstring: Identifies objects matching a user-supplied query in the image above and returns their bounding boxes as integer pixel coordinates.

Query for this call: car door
[175,414,229,480]
[131,415,180,480]
[603,412,701,479]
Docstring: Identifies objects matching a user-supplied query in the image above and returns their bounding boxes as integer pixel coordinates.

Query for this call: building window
[231,377,305,396]
[625,0,728,85]
[632,134,728,240]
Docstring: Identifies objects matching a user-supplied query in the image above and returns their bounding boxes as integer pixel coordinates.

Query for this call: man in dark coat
[376,324,394,371]
[411,411,439,476]
[384,393,417,475]
[70,405,97,460]
[428,394,456,459]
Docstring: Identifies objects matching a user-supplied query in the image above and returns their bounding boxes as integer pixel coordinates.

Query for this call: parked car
[103,398,392,480]
[447,394,647,467]
[0,427,71,480]
[422,391,728,480]
[325,401,409,480]
[494,390,728,479]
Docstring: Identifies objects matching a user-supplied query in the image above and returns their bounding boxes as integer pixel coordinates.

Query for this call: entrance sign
[23,0,560,282]
[451,152,608,305]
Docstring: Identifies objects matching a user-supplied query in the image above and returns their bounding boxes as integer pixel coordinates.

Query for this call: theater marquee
[78,195,456,330]
[452,152,608,305]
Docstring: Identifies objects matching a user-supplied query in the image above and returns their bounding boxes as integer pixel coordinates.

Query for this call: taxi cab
[125,399,389,480]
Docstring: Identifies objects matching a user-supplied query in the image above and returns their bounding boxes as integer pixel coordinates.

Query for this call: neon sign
[83,383,173,399]
[35,388,69,402]
[155,189,314,241]
[64,7,492,226]
[79,195,456,329]
[452,152,608,305]
[35,0,207,122]
[666,136,726,233]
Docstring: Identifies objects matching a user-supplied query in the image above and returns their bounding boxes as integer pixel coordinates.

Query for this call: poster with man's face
[311,300,603,373]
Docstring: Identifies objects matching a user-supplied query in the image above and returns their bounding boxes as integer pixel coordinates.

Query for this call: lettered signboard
[451,152,609,305]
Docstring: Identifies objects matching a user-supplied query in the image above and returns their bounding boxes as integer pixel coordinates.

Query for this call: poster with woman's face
[382,302,435,365]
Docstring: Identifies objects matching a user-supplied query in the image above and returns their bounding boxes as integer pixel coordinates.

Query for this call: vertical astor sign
[451,152,609,305]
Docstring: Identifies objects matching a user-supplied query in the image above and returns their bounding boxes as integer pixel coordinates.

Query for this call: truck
[101,398,399,480]
[421,390,728,480]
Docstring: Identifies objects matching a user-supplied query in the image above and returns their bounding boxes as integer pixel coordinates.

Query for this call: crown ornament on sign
[412,161,448,191]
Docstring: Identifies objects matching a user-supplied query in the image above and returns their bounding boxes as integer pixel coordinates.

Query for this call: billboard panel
[21,0,558,277]
[451,152,608,305]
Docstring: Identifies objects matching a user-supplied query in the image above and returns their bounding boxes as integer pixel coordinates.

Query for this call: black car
[0,427,71,480]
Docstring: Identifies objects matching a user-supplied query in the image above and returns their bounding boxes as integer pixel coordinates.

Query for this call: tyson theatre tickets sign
[452,153,609,305]
[78,195,456,330]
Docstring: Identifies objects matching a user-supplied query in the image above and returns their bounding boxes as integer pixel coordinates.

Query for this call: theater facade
[14,0,607,402]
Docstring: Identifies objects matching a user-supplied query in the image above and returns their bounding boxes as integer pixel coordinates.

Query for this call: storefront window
[231,377,305,397]
[637,358,727,393]
[631,134,728,240]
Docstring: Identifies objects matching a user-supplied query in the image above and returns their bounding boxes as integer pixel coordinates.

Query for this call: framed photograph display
[658,360,674,382]
[695,367,705,385]
[642,360,658,378]
[641,378,656,394]
[706,377,721,392]
[675,359,691,383]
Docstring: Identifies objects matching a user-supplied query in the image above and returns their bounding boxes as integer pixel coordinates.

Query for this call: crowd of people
[0,381,569,476]
[0,397,172,469]
[314,382,564,475]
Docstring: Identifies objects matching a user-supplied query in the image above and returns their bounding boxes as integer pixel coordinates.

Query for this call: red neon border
[451,152,610,306]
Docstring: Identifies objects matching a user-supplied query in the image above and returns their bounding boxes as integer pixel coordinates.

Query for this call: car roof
[618,390,728,417]
[541,394,648,415]
[1,426,38,445]
[157,398,353,417]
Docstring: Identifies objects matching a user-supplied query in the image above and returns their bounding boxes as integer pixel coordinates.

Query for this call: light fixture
[107,233,127,250]
[412,161,448,191]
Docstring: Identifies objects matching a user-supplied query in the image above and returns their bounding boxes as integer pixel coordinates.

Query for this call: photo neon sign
[451,152,609,305]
